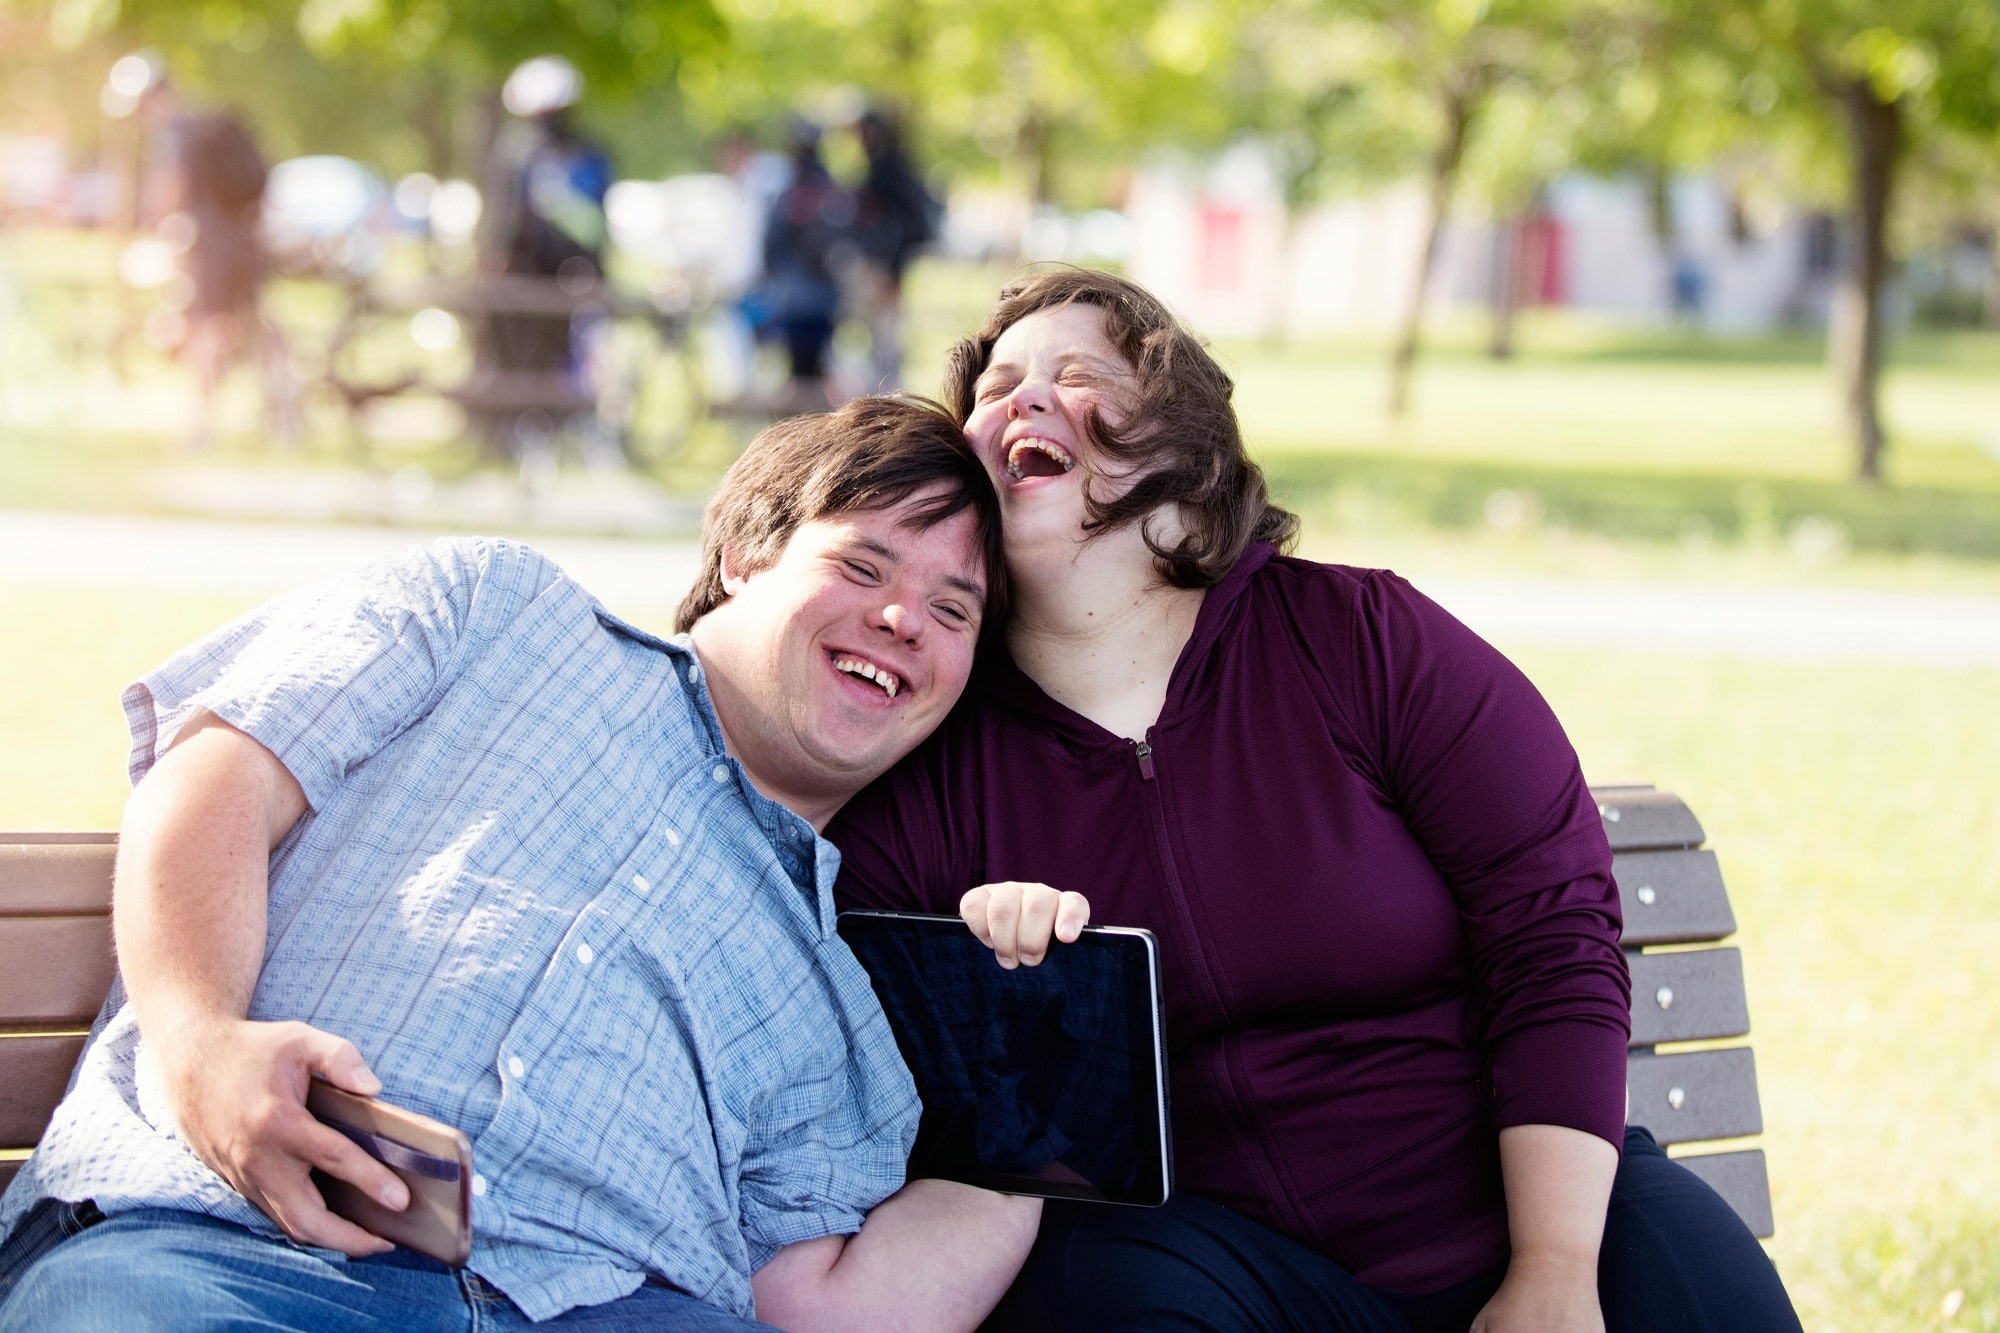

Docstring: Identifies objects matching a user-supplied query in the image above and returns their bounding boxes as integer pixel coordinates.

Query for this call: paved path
[5,510,1998,667]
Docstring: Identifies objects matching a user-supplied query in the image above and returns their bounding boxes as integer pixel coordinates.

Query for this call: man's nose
[878,599,924,644]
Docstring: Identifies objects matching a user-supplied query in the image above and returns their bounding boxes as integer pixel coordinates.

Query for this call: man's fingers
[300,1031,382,1098]
[296,1117,409,1212]
[253,1172,396,1257]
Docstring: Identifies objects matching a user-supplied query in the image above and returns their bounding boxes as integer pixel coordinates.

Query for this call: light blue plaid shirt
[0,537,919,1321]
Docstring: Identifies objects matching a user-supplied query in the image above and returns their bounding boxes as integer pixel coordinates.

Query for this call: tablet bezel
[836,909,1173,1207]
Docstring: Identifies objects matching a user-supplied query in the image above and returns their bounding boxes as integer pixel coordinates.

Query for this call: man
[110,52,295,452]
[0,397,1035,1330]
[472,55,615,463]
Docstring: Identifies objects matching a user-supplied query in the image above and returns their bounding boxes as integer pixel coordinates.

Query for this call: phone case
[306,1081,474,1267]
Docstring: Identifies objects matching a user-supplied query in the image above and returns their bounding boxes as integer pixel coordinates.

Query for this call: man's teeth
[835,657,900,698]
[1005,439,1076,481]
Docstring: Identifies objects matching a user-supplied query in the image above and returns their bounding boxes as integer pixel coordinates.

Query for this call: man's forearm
[115,712,301,1047]
[753,1180,1042,1333]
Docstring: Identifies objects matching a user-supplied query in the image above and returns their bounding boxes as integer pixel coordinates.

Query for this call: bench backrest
[1599,786,1773,1237]
[0,833,115,1196]
[0,795,1773,1235]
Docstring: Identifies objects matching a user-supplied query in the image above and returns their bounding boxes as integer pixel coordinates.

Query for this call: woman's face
[963,303,1138,557]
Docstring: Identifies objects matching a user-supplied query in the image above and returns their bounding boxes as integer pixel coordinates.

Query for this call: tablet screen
[836,911,1171,1207]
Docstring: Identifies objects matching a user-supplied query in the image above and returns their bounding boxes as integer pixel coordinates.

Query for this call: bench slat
[1595,790,1706,852]
[1670,1148,1774,1239]
[0,1034,88,1147]
[1627,948,1751,1047]
[1627,1048,1762,1145]
[0,917,116,1030]
[0,838,116,916]
[1613,849,1737,946]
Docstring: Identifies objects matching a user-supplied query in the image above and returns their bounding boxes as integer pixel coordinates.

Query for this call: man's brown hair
[675,395,1005,632]
[942,267,1298,587]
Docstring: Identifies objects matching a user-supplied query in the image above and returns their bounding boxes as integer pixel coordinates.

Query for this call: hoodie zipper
[1132,739,1157,781]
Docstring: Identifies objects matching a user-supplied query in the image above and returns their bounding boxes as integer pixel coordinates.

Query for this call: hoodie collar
[974,541,1278,743]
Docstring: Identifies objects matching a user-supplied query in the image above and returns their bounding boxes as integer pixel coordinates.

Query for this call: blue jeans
[0,1203,771,1332]
[985,1127,1802,1333]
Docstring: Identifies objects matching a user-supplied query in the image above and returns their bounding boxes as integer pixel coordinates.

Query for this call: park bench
[321,272,704,469]
[0,786,1772,1237]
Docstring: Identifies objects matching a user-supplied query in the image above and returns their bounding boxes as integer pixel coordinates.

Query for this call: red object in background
[1522,214,1566,304]
[1198,205,1245,294]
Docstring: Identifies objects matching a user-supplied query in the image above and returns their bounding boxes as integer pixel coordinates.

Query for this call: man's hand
[151,1015,408,1256]
[959,882,1090,968]
[1469,1253,1604,1333]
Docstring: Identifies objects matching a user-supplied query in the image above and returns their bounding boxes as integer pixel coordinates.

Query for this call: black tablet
[836,910,1172,1207]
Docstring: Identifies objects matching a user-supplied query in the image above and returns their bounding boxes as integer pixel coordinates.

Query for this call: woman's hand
[1469,1253,1603,1333]
[959,882,1090,968]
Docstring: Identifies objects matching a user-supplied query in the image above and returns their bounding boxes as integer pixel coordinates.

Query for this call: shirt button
[710,764,729,784]
[632,872,650,893]
[687,663,701,684]
[507,1056,526,1079]
[575,943,594,967]
[472,1174,488,1198]
[664,829,680,848]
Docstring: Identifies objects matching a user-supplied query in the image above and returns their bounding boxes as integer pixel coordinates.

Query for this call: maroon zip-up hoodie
[829,544,1630,1295]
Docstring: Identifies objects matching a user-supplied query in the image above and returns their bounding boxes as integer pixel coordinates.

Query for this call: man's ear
[718,543,750,596]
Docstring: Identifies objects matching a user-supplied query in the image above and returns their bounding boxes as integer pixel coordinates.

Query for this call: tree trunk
[1827,79,1901,484]
[1387,80,1476,418]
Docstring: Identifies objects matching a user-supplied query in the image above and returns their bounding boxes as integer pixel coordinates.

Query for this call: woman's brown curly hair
[942,268,1298,587]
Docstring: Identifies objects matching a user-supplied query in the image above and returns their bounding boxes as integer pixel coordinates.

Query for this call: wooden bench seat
[0,790,1774,1237]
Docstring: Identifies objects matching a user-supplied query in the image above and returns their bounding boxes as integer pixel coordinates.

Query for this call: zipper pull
[1133,740,1156,781]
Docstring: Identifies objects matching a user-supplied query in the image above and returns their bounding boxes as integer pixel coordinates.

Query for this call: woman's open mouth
[1005,438,1075,481]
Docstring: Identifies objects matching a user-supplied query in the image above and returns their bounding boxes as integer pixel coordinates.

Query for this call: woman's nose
[1006,377,1052,416]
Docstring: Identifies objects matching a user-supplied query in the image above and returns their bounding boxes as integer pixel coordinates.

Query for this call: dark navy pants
[987,1127,1802,1333]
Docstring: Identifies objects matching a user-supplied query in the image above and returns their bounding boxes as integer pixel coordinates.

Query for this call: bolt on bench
[0,789,1773,1236]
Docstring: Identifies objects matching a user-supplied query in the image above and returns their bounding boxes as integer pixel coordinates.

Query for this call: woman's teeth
[835,657,900,698]
[1005,439,1076,480]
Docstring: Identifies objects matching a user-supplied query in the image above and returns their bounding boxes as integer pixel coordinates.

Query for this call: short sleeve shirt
[0,537,918,1321]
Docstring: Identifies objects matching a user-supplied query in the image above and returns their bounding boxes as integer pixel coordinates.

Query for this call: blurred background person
[753,118,851,412]
[472,54,614,461]
[850,106,940,391]
[112,52,292,452]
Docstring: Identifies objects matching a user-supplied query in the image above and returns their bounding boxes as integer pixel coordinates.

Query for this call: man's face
[699,488,987,822]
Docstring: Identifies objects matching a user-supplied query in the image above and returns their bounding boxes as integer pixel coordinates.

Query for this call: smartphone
[306,1080,474,1267]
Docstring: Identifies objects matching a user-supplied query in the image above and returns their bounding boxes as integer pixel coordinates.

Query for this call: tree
[1690,0,2000,481]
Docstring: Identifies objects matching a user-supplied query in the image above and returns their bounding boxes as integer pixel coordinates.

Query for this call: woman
[828,270,1800,1332]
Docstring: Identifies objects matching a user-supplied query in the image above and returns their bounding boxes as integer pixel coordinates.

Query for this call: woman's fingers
[959,883,1093,968]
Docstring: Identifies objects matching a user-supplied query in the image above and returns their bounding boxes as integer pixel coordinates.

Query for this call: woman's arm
[1472,1124,1618,1333]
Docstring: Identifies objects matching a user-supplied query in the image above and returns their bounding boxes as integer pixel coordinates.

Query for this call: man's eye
[843,560,880,581]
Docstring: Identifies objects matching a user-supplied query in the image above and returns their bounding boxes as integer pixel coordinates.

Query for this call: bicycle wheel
[589,309,704,471]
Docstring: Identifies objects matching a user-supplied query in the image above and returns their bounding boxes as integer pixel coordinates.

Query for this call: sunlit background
[3,1,1998,1327]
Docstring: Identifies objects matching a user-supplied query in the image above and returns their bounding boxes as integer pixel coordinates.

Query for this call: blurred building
[1125,143,1855,339]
